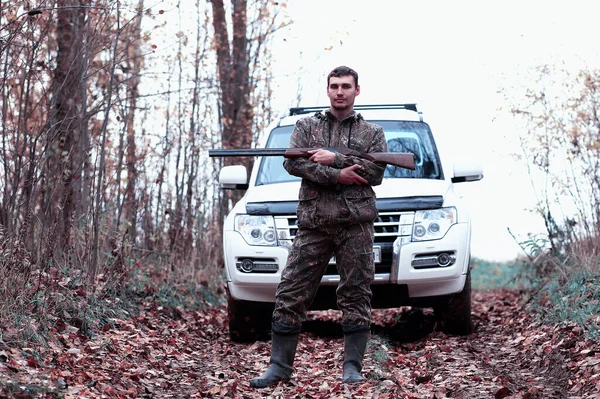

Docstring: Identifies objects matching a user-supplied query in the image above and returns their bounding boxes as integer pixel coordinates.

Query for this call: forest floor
[1,288,600,399]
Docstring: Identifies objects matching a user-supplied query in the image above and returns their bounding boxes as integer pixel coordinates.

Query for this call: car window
[256,126,298,185]
[255,120,443,186]
[377,121,443,180]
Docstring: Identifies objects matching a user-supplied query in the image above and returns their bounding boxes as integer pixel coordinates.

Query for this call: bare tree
[210,0,255,210]
[0,0,288,336]
[209,0,287,216]
[122,0,145,243]
[43,0,87,260]
[508,64,600,256]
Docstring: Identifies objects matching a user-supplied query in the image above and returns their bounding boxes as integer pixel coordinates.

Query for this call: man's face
[327,75,360,111]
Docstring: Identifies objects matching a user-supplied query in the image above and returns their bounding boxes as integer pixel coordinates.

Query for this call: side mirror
[218,165,249,190]
[451,162,483,183]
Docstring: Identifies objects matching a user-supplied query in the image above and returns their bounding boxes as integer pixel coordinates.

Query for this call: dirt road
[189,289,597,399]
[1,289,598,398]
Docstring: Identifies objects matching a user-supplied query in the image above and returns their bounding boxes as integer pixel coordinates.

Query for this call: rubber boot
[342,330,369,383]
[250,331,299,388]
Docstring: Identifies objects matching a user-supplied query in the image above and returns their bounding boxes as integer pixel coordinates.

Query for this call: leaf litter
[0,289,599,398]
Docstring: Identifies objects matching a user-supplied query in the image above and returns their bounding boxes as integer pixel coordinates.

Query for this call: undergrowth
[525,255,600,340]
[0,226,225,349]
[471,232,600,341]
[512,234,600,341]
[126,266,225,310]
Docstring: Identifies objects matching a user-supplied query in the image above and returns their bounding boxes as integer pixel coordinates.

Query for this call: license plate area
[329,246,381,264]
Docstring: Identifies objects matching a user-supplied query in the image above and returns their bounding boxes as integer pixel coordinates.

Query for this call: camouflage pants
[272,222,375,329]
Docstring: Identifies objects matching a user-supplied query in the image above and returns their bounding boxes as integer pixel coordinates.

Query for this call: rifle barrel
[208,147,415,170]
[208,148,290,157]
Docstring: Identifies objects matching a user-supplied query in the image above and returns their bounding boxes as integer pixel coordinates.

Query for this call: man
[250,66,387,388]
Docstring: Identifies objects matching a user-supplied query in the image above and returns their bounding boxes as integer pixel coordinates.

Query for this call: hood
[244,181,302,204]
[373,178,451,199]
[244,178,451,204]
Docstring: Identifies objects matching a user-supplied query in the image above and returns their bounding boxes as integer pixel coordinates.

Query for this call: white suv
[216,104,483,342]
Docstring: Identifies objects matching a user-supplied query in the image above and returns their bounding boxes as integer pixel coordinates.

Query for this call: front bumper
[225,222,471,303]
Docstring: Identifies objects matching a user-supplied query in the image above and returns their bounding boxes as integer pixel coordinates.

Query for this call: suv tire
[227,292,273,343]
[434,268,473,335]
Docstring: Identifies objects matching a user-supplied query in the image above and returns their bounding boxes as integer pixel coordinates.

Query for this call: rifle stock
[209,147,416,170]
[367,152,415,170]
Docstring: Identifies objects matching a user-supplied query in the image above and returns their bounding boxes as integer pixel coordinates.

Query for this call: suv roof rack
[289,103,420,116]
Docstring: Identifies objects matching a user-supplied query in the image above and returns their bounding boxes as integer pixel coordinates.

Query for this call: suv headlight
[234,215,277,246]
[412,207,457,241]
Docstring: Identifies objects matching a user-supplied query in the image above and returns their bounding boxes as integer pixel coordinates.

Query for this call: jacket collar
[316,110,362,123]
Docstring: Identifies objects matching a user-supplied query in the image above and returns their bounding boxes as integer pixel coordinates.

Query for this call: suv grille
[275,211,414,275]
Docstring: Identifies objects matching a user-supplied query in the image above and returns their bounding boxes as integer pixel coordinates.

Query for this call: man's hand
[307,149,368,185]
[308,149,335,165]
[337,164,368,185]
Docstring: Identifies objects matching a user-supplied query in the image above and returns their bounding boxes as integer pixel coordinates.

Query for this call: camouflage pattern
[272,222,375,327]
[272,111,387,329]
[283,111,387,229]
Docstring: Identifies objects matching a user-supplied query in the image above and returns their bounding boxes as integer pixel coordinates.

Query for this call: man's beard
[331,99,352,109]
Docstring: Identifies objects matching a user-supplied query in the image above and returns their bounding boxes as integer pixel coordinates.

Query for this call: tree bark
[210,0,255,212]
[123,0,144,245]
[44,0,86,259]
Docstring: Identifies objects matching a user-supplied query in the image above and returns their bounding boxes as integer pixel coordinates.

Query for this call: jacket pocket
[297,186,318,228]
[345,190,377,223]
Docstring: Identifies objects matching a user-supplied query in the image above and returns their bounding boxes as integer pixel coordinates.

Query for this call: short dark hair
[327,66,359,87]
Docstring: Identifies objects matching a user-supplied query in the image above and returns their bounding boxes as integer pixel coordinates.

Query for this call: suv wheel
[227,292,273,343]
[434,269,473,335]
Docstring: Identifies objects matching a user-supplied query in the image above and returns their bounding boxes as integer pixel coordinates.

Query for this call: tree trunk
[44,0,86,260]
[210,0,255,213]
[123,0,145,245]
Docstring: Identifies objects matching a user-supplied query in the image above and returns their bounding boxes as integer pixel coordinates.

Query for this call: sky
[265,0,600,262]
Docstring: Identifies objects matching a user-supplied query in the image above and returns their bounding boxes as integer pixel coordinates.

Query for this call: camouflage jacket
[284,110,387,228]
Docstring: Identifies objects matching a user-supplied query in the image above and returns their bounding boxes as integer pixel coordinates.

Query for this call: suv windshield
[255,120,443,185]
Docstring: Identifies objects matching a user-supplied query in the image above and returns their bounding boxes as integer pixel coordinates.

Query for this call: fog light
[240,259,254,273]
[437,253,453,267]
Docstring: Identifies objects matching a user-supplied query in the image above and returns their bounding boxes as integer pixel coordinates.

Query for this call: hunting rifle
[208,147,416,170]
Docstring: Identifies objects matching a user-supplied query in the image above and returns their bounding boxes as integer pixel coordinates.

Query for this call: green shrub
[529,264,600,339]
